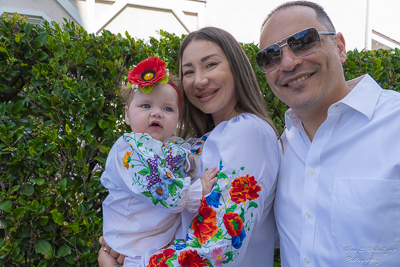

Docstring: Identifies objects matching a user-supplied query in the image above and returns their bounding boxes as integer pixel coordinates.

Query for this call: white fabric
[101,133,202,260]
[139,113,280,266]
[275,74,400,267]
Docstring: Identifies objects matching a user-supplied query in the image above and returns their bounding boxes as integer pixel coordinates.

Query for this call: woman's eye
[141,104,150,108]
[206,62,218,69]
[183,70,194,76]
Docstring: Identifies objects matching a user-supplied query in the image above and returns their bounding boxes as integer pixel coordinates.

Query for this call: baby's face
[125,83,180,142]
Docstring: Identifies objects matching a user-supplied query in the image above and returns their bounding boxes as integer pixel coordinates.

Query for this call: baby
[100,57,217,266]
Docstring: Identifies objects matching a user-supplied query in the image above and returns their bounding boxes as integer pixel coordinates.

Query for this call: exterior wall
[0,0,398,51]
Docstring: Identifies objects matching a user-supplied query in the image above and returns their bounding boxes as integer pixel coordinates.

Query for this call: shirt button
[304,257,310,264]
[309,169,315,175]
[306,212,311,218]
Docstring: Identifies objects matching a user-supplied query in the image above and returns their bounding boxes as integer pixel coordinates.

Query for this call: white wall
[204,0,400,51]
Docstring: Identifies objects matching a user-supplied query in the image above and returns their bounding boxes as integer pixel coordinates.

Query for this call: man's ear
[335,32,347,64]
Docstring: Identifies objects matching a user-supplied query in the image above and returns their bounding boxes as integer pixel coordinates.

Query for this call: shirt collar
[285,74,382,131]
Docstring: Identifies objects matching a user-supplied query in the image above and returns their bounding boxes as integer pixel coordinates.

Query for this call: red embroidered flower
[223,212,243,237]
[178,250,209,267]
[127,57,167,89]
[147,248,175,267]
[191,198,218,245]
[229,174,261,204]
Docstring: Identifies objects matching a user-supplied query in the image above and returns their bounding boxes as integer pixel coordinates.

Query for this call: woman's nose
[194,72,209,89]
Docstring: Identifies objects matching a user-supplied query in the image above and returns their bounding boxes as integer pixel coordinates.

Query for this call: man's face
[259,6,347,116]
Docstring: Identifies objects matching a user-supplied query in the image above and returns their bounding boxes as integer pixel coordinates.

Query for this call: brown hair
[176,27,279,140]
[261,1,335,32]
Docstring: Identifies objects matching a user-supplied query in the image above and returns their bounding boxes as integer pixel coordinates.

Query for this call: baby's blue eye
[164,107,173,112]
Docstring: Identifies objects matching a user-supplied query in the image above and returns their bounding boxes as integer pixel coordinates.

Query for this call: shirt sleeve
[139,114,280,266]
[101,132,202,213]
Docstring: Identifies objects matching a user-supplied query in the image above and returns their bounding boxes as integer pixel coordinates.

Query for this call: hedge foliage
[0,13,399,266]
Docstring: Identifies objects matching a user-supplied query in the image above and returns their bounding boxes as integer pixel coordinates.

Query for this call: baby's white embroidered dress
[101,133,202,260]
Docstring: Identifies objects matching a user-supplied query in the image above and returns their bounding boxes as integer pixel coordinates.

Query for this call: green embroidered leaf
[248,201,258,209]
[217,172,228,179]
[166,255,177,266]
[174,179,183,189]
[226,203,237,213]
[160,200,168,208]
[240,207,245,222]
[137,142,143,147]
[138,168,148,175]
[240,166,245,171]
[222,251,235,263]
[168,183,177,196]
[187,238,201,248]
[152,198,159,206]
[232,170,236,174]
[142,191,152,197]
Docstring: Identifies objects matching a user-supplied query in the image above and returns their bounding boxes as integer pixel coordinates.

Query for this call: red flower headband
[127,57,181,106]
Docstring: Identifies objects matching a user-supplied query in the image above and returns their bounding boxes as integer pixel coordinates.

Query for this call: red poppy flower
[229,174,261,204]
[147,248,175,267]
[178,250,209,267]
[127,57,167,88]
[223,212,243,237]
[191,198,218,245]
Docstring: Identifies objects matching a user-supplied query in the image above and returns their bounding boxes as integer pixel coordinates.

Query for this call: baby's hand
[201,166,218,196]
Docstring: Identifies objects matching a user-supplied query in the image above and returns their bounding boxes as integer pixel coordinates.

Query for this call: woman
[99,27,280,267]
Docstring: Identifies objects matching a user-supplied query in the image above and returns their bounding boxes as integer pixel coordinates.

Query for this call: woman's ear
[124,106,130,125]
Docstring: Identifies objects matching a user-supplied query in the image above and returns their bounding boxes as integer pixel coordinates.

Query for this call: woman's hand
[98,236,126,266]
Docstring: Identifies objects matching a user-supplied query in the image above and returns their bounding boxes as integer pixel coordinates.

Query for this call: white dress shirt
[275,74,400,266]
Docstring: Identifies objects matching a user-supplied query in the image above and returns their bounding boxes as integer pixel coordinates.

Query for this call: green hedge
[0,13,399,266]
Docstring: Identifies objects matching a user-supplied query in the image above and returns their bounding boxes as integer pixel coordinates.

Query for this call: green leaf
[51,210,64,225]
[248,201,258,209]
[0,200,12,213]
[11,100,25,114]
[35,239,53,260]
[57,245,71,257]
[217,172,228,179]
[20,184,34,195]
[62,31,70,43]
[226,203,237,213]
[138,168,148,175]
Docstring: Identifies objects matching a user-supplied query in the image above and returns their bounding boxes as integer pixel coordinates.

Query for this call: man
[257,1,400,266]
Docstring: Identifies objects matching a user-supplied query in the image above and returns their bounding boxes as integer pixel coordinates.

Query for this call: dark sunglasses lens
[287,28,320,56]
[257,44,281,73]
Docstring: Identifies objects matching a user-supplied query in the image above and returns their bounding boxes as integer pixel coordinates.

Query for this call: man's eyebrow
[182,54,222,68]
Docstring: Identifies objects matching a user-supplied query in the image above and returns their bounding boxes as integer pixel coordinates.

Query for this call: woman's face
[181,40,238,126]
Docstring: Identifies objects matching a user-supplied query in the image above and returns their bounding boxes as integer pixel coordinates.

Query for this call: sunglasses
[256,27,336,73]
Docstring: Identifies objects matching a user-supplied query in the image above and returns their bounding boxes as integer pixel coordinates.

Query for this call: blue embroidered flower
[232,229,246,249]
[205,191,222,208]
[150,182,169,200]
[160,169,175,185]
[175,239,186,251]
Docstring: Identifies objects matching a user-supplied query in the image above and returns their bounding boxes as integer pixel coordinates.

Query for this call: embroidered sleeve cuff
[179,179,202,213]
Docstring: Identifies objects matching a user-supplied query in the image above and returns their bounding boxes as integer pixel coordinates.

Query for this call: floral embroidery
[211,247,227,267]
[178,250,210,267]
[229,174,261,204]
[223,212,243,237]
[122,151,132,169]
[191,199,218,245]
[183,158,262,265]
[122,133,189,208]
[205,191,222,208]
[190,135,208,156]
[147,248,175,267]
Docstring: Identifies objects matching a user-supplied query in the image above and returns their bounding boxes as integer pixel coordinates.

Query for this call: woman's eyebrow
[182,54,222,68]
